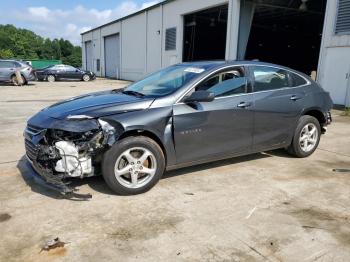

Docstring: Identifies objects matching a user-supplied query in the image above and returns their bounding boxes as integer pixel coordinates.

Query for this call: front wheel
[47,75,56,82]
[287,115,321,158]
[82,74,90,82]
[102,136,165,195]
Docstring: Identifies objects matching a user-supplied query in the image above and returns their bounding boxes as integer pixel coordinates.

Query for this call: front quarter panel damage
[25,105,176,194]
[24,116,120,193]
[100,106,176,166]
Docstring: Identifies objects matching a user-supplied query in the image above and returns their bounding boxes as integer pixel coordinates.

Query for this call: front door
[173,67,254,164]
[62,65,81,80]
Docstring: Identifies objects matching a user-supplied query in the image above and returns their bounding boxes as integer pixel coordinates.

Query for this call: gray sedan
[25,61,333,196]
[0,59,36,85]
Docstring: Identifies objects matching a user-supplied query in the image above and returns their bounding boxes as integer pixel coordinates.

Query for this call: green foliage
[342,107,350,116]
[0,49,14,59]
[0,24,81,67]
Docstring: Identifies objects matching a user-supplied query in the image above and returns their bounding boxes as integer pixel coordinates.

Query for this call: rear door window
[252,66,290,92]
[0,61,15,68]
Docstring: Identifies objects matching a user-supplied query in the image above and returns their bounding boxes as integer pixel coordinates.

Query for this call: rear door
[173,66,254,164]
[50,65,64,80]
[250,65,307,151]
[0,61,15,81]
[0,61,5,80]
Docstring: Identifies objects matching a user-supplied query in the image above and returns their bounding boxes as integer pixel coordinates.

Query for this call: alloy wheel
[83,75,90,81]
[47,75,55,82]
[114,147,157,189]
[299,123,318,153]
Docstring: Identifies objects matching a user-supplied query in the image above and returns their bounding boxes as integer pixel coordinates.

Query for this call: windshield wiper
[122,90,145,97]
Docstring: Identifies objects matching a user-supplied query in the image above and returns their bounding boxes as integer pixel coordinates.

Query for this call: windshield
[124,65,208,97]
[40,65,54,70]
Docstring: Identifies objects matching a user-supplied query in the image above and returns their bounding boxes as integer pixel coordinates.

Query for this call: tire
[11,75,25,86]
[82,74,90,82]
[47,75,55,82]
[102,136,165,195]
[287,115,321,158]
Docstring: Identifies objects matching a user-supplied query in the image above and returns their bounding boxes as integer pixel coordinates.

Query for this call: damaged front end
[24,117,117,195]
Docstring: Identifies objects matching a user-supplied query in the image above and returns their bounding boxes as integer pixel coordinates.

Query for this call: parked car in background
[35,64,95,82]
[0,59,36,85]
[24,61,333,196]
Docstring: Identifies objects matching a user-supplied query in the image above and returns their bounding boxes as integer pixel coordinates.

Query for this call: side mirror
[184,90,215,103]
[75,69,79,72]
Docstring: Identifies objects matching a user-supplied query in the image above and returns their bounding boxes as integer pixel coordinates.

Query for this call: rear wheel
[102,136,165,195]
[11,75,25,86]
[47,75,55,82]
[287,115,321,157]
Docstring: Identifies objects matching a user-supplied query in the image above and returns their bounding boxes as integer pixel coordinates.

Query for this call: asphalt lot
[0,79,350,262]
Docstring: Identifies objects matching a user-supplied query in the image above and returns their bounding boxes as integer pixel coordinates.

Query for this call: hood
[82,69,94,75]
[39,90,154,119]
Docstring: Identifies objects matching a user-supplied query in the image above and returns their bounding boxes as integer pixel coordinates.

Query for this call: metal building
[81,0,350,106]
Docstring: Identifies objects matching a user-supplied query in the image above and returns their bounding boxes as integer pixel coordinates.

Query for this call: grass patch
[341,107,350,116]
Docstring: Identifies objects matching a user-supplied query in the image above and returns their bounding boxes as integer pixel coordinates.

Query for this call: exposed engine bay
[25,118,117,195]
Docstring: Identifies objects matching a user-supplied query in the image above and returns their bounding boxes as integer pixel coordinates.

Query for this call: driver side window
[195,67,247,98]
[64,65,76,72]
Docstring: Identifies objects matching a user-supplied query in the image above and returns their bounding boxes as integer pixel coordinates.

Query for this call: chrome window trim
[175,65,247,104]
[174,64,311,104]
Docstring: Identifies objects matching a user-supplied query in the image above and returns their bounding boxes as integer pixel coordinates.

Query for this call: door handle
[290,95,302,101]
[237,102,251,108]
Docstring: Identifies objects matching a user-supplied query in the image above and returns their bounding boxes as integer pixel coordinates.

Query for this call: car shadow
[0,82,36,87]
[17,155,116,199]
[17,150,278,199]
[17,156,65,200]
[163,152,272,179]
[264,148,295,158]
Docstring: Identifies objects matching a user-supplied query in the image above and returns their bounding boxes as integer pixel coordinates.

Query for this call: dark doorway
[183,4,228,62]
[244,0,327,75]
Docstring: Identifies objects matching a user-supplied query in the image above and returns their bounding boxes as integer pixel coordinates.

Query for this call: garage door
[321,47,350,106]
[85,41,92,72]
[104,34,120,78]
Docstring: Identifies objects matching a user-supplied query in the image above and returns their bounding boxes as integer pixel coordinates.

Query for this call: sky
[0,0,161,45]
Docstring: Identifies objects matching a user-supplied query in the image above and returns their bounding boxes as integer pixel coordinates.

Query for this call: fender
[100,106,177,166]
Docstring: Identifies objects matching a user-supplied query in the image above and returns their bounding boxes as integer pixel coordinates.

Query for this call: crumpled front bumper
[326,111,332,125]
[26,155,74,194]
[26,156,92,199]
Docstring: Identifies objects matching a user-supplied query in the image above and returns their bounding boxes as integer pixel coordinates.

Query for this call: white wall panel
[81,0,241,80]
[318,0,350,105]
[121,13,147,81]
[146,6,162,74]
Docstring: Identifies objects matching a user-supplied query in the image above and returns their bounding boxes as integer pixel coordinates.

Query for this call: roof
[81,0,174,35]
[176,60,309,76]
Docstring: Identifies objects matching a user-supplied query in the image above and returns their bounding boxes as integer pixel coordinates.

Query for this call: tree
[0,49,14,59]
[0,24,81,66]
[62,48,82,67]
